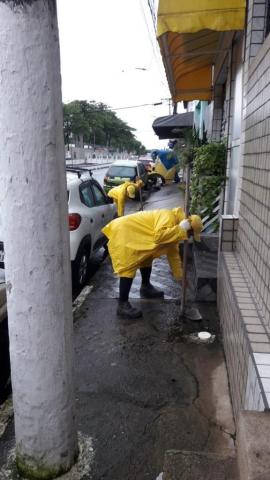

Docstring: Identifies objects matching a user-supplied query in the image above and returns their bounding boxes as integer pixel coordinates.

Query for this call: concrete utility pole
[0,1,78,478]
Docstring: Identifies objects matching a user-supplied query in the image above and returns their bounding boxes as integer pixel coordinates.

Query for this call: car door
[91,181,114,243]
[79,181,103,250]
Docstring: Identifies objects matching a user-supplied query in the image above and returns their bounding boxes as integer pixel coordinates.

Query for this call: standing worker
[102,208,202,319]
[151,149,179,183]
[108,180,144,217]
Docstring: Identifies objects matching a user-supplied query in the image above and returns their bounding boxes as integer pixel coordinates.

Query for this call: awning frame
[157,1,246,102]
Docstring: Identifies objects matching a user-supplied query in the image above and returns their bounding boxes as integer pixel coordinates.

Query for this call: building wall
[245,0,268,63]
[218,0,270,420]
[238,30,270,328]
[226,36,244,215]
[211,85,224,141]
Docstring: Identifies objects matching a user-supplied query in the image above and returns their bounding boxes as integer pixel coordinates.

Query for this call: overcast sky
[56,0,172,150]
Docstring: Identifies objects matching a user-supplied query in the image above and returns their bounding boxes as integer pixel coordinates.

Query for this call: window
[266,0,270,37]
[92,183,107,206]
[80,183,95,208]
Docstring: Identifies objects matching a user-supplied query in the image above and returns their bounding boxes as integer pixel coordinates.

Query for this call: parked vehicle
[138,156,166,188]
[0,268,7,326]
[150,149,179,184]
[0,267,10,404]
[0,168,117,290]
[138,156,155,172]
[0,241,4,269]
[67,167,117,287]
[103,160,149,193]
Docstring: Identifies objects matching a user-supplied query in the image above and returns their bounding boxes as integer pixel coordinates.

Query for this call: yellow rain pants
[108,180,144,217]
[102,208,187,279]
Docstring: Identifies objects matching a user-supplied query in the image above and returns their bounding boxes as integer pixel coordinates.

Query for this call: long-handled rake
[137,166,144,211]
[179,161,202,321]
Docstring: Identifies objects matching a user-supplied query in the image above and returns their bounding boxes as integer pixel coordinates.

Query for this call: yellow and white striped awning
[157,1,246,101]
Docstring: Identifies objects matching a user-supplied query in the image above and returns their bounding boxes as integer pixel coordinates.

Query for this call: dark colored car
[103,160,148,192]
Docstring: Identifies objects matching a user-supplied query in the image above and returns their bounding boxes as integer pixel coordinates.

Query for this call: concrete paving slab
[163,450,238,480]
[237,411,270,480]
[72,296,236,479]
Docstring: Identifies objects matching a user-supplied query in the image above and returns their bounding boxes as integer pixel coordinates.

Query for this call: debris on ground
[183,331,216,344]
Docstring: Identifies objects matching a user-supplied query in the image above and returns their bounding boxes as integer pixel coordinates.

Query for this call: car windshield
[107,166,136,178]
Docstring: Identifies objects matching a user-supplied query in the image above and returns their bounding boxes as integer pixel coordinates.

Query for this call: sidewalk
[0,184,238,480]
[71,296,237,480]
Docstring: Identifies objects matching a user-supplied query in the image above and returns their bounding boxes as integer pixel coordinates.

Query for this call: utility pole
[0,1,78,478]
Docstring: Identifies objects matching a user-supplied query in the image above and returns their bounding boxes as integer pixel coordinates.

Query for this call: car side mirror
[107,196,114,204]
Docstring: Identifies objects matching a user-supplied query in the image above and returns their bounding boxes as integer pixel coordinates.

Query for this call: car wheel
[143,180,149,191]
[158,175,165,185]
[72,245,90,289]
[148,173,165,188]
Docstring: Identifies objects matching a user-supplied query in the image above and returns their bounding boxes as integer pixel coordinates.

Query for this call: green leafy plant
[190,142,226,224]
[63,100,146,155]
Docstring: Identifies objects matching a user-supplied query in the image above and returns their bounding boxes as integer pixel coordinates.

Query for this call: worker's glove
[179,219,191,231]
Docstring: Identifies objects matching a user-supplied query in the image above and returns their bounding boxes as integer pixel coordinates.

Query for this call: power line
[64,101,167,115]
[138,0,169,91]
[112,102,163,111]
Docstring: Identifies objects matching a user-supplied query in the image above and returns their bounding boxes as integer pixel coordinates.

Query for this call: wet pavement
[70,183,237,479]
[73,296,236,480]
[0,183,237,480]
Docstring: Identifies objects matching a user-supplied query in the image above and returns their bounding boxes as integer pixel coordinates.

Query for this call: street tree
[63,99,146,154]
[0,1,77,478]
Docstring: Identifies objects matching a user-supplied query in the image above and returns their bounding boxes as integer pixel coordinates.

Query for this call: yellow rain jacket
[102,208,188,279]
[108,180,143,217]
[154,160,178,183]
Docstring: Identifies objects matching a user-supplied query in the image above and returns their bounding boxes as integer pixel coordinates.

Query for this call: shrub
[190,142,226,221]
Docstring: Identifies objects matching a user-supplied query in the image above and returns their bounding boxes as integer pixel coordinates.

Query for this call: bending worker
[108,179,144,217]
[102,208,202,319]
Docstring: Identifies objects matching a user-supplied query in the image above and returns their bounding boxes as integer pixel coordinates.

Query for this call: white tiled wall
[220,215,239,252]
[218,252,269,418]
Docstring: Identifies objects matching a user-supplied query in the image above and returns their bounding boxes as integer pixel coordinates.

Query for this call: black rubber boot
[117,301,143,319]
[140,283,164,298]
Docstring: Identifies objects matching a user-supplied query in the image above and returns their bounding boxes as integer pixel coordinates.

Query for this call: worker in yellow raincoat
[108,179,144,217]
[102,208,202,319]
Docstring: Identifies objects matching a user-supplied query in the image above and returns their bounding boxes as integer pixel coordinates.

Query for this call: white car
[0,168,117,289]
[0,267,10,403]
[0,268,7,324]
[67,167,117,287]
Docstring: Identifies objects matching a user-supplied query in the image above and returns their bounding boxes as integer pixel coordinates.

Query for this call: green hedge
[190,142,226,221]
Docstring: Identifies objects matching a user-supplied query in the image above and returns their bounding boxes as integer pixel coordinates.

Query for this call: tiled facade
[217,0,270,419]
[246,0,268,62]
[238,31,270,329]
[218,252,269,418]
